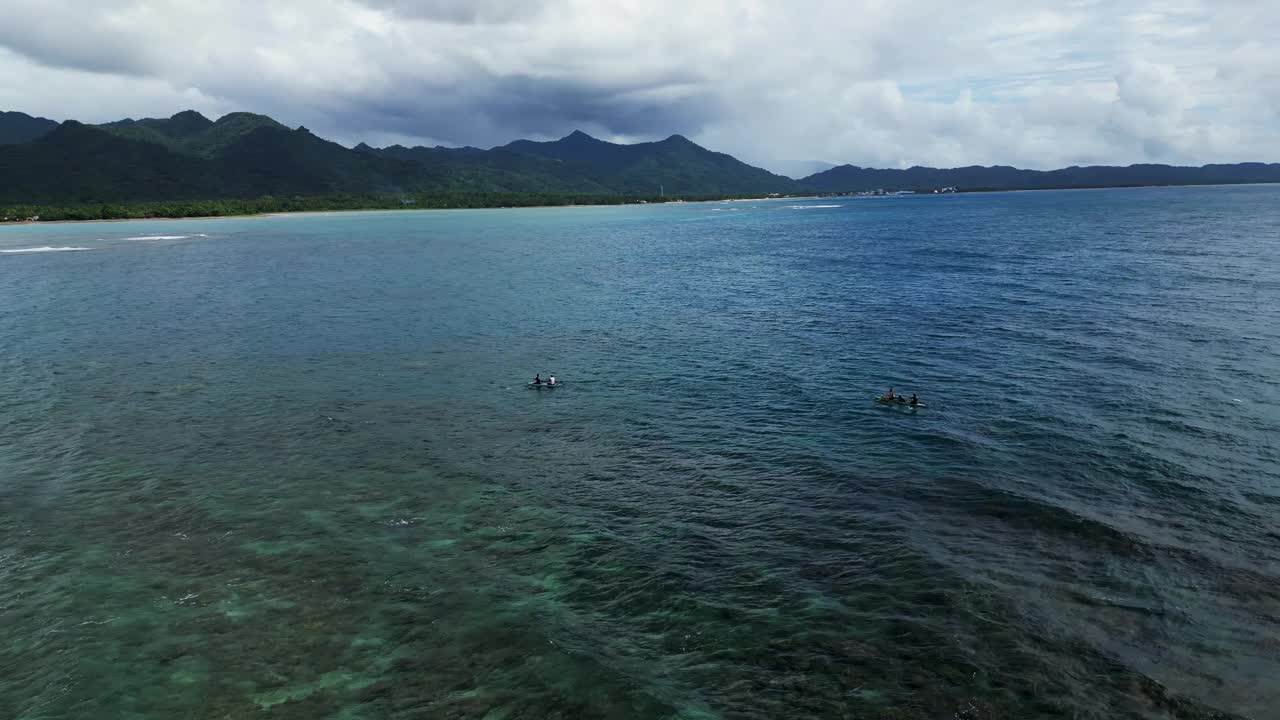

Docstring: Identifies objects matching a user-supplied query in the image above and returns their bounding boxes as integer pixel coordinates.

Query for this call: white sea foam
[0,246,92,254]
[124,235,192,241]
[787,204,844,209]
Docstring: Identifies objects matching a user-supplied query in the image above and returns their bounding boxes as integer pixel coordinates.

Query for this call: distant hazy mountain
[776,159,838,180]
[799,163,1280,192]
[2,107,1278,205]
[0,111,58,144]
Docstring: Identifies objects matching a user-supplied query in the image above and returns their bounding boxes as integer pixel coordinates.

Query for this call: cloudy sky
[1,0,1276,176]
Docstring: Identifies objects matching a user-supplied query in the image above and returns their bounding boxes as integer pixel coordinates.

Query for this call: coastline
[2,195,814,227]
[8,182,1279,227]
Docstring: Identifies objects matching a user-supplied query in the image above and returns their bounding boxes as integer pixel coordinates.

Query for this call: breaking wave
[1,246,92,254]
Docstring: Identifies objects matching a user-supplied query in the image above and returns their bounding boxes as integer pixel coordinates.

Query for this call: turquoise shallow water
[1,188,1278,719]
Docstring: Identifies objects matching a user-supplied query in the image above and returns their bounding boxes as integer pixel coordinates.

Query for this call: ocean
[1,187,1277,719]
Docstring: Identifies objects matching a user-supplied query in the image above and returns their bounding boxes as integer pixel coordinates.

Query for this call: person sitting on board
[548,375,557,386]
[886,387,895,400]
[909,393,919,407]
[533,373,542,385]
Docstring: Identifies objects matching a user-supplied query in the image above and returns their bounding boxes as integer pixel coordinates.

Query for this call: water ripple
[1,188,1278,718]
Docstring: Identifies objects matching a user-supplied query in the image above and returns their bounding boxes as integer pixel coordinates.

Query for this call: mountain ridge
[491,130,795,194]
[3,108,1280,205]
[0,111,59,145]
[798,161,1280,192]
[0,111,797,203]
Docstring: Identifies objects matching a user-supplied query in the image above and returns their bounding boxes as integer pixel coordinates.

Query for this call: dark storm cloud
[476,78,718,139]
[1,1,1277,171]
[321,71,724,148]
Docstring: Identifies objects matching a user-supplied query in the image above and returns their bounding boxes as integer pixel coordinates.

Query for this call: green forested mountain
[0,110,795,204]
[0,117,433,203]
[0,111,58,144]
[4,108,1279,207]
[360,130,798,194]
[500,130,796,194]
[0,122,216,204]
[99,109,216,150]
[355,143,616,193]
[98,111,285,157]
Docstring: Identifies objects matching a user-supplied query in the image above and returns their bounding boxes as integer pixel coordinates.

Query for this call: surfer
[886,387,895,400]
[909,393,919,407]
[533,373,542,385]
[548,375,557,386]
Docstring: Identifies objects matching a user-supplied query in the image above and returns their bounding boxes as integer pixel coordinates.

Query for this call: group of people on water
[532,375,915,406]
[884,387,921,407]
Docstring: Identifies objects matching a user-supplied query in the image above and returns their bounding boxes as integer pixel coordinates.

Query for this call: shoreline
[2,195,815,227]
[6,182,1278,227]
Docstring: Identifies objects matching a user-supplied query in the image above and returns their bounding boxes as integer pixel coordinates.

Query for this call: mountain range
[0,111,58,145]
[2,109,1278,205]
[801,162,1280,193]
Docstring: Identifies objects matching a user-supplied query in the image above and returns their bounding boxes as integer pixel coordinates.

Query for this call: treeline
[0,192,770,223]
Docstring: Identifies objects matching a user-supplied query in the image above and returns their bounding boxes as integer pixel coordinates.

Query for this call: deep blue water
[1,187,1278,719]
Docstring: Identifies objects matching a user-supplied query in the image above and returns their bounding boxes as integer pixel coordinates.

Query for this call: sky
[0,0,1276,177]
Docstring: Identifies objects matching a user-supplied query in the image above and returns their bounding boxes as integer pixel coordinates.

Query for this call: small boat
[876,395,924,408]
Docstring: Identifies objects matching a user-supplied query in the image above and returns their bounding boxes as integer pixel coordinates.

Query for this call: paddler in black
[533,373,542,385]
[909,393,919,407]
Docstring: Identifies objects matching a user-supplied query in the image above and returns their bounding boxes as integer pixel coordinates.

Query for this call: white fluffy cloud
[1,0,1276,174]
